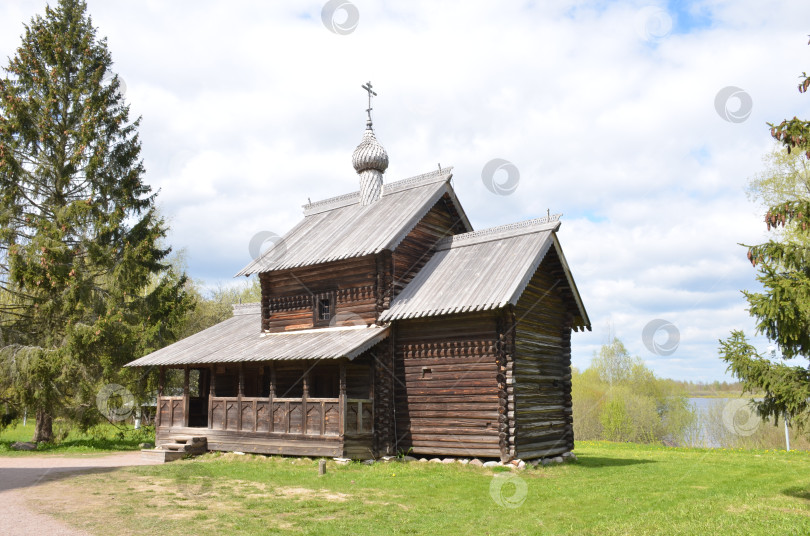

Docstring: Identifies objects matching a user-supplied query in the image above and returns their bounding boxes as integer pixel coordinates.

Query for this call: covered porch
[156,359,374,457]
[125,307,390,458]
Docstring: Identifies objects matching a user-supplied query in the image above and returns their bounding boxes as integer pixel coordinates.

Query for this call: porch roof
[125,311,390,367]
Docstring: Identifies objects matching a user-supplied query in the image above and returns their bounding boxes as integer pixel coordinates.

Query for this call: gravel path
[0,452,161,536]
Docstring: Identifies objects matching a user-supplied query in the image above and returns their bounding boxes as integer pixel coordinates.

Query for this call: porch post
[182,366,190,428]
[339,361,346,436]
[208,365,216,429]
[269,363,275,433]
[301,361,309,434]
[238,363,244,431]
[368,361,374,434]
[157,367,165,428]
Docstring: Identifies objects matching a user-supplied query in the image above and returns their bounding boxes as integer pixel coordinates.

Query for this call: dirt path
[0,452,161,536]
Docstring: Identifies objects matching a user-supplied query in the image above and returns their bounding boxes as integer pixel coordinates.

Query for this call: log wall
[393,312,502,458]
[511,248,576,459]
[370,339,395,456]
[497,308,516,462]
[260,255,378,331]
[391,193,469,297]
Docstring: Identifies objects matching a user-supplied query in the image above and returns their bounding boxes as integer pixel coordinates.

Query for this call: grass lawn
[0,422,153,455]
[18,441,810,535]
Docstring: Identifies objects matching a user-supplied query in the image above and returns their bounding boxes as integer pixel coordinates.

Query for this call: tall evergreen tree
[719,39,810,434]
[0,0,190,441]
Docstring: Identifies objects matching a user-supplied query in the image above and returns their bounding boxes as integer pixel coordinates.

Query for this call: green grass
[24,441,810,535]
[0,421,154,455]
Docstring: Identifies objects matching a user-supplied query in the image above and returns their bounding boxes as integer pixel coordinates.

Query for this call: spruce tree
[0,0,190,441]
[719,39,810,434]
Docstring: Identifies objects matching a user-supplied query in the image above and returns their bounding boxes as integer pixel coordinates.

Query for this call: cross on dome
[353,81,388,205]
[361,81,377,128]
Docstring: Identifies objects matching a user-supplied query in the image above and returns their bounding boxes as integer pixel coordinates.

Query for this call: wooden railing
[157,396,185,428]
[158,395,374,437]
[345,398,373,435]
[208,397,341,436]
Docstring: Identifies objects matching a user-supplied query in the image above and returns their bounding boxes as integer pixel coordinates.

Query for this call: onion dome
[352,120,389,174]
[353,119,388,205]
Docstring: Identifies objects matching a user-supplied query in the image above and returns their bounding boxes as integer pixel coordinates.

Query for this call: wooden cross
[361,81,377,123]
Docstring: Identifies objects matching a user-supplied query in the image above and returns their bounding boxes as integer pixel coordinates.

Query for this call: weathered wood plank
[512,247,576,459]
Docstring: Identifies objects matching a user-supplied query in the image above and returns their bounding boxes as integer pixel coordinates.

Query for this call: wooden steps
[140,448,186,462]
[141,435,208,463]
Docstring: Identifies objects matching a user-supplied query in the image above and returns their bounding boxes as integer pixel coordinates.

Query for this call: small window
[313,291,335,326]
[318,298,331,321]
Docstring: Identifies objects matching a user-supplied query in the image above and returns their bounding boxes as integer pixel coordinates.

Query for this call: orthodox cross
[362,81,377,124]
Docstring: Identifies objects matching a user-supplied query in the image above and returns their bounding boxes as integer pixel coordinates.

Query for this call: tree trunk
[33,409,53,443]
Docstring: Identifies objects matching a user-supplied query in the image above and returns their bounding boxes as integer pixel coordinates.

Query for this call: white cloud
[2,0,808,380]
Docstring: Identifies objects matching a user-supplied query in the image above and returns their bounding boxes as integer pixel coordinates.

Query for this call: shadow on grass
[574,456,657,468]
[0,466,120,493]
[783,486,810,501]
[0,437,145,454]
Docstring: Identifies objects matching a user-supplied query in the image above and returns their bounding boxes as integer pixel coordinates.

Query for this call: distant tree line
[572,338,695,445]
[665,380,758,398]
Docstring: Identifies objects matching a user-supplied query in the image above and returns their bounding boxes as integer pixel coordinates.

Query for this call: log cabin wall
[512,248,577,460]
[375,251,393,316]
[393,312,502,458]
[390,194,469,297]
[370,337,395,456]
[259,255,378,331]
[496,308,516,462]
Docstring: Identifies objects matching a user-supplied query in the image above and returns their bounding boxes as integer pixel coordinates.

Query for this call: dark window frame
[313,291,336,326]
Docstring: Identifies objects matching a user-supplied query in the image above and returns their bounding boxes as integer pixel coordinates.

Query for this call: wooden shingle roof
[125,306,390,367]
[235,168,472,276]
[379,216,590,331]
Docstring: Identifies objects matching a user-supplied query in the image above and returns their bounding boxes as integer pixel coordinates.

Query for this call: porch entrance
[156,360,373,439]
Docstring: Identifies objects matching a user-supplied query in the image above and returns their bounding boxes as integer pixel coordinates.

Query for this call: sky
[2,0,810,381]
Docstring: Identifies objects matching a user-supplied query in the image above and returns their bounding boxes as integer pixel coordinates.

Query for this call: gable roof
[236,168,472,276]
[125,306,390,367]
[379,216,591,331]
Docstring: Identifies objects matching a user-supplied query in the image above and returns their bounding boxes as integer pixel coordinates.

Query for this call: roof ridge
[383,167,453,194]
[232,303,261,316]
[260,324,379,336]
[301,167,454,217]
[302,191,360,216]
[436,214,562,250]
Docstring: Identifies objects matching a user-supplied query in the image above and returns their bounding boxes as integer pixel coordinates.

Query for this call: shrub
[573,338,696,445]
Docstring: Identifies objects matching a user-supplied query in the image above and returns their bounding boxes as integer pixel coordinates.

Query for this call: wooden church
[126,85,590,461]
